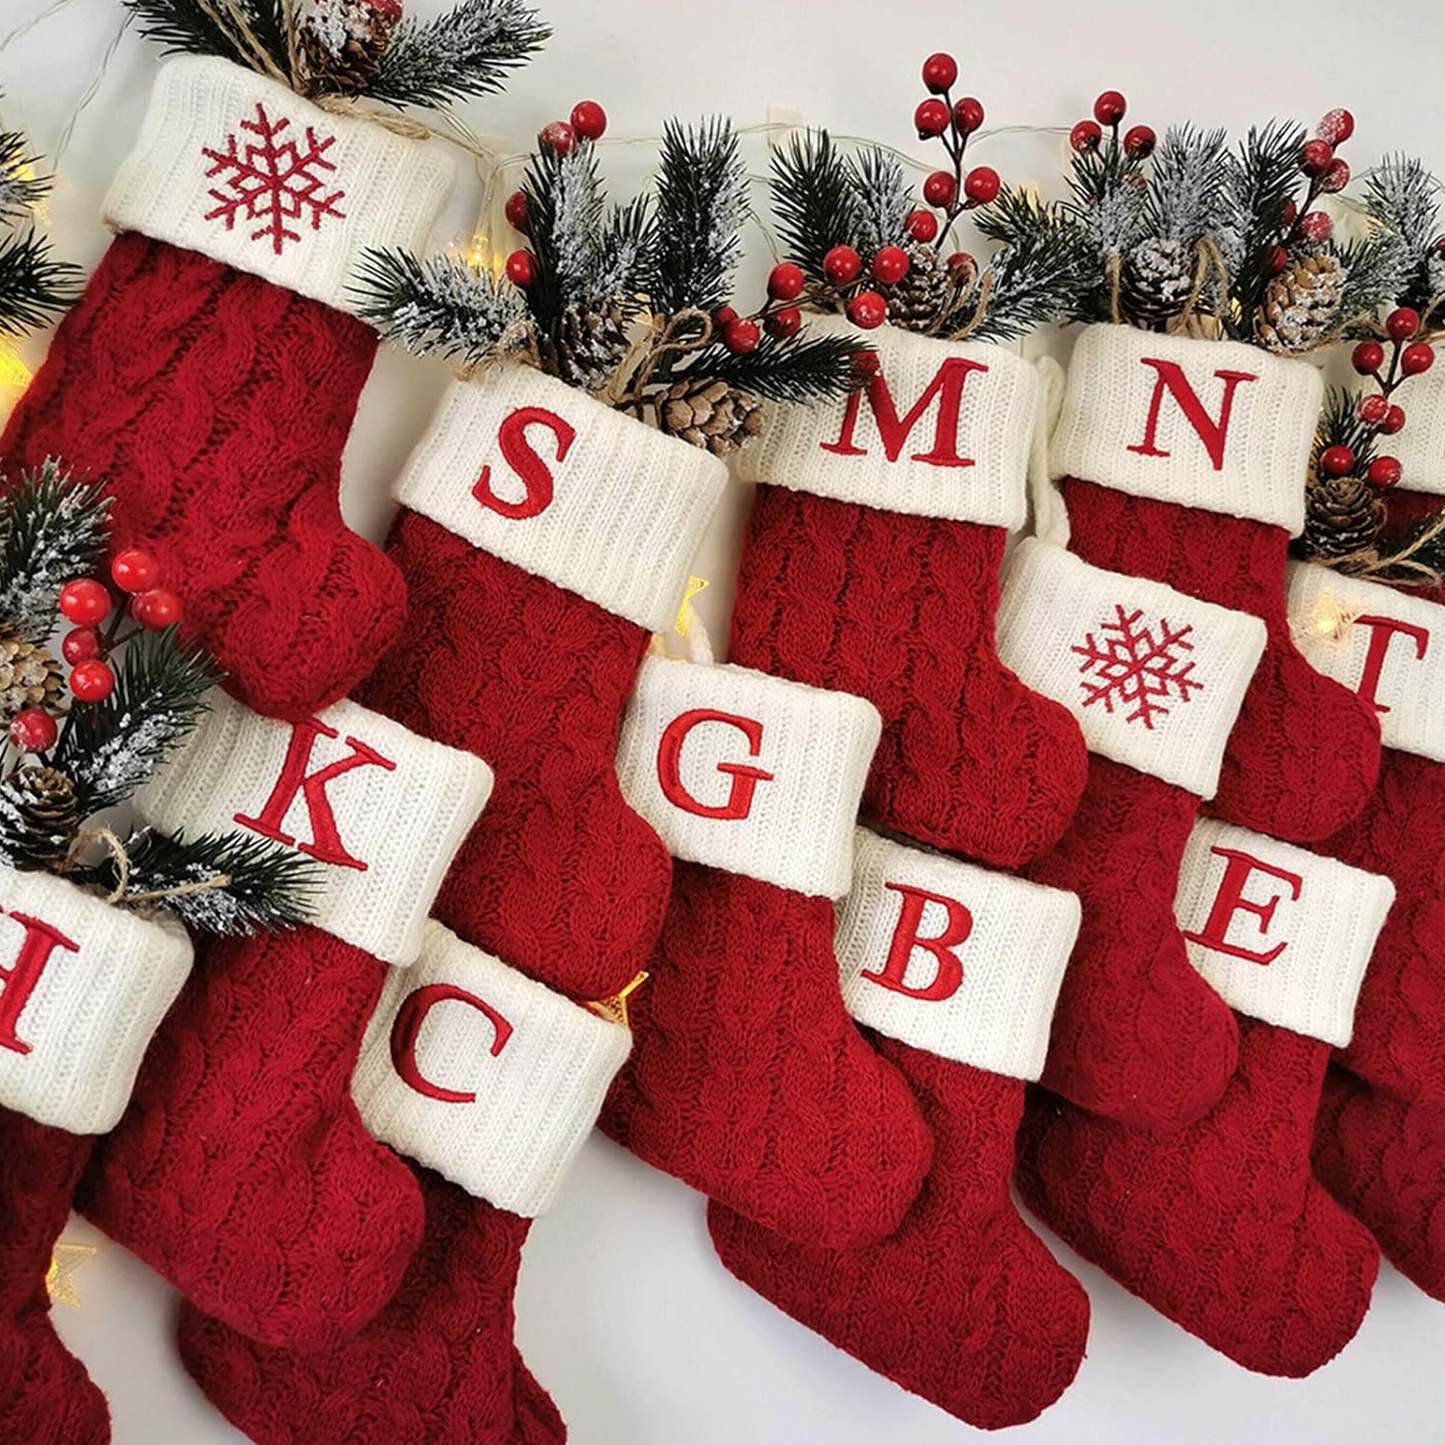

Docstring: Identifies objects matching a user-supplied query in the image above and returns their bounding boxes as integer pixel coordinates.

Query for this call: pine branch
[1311,387,1378,479]
[0,229,82,336]
[0,461,110,642]
[592,193,657,318]
[369,0,549,110]
[770,129,863,282]
[673,331,866,406]
[119,0,289,72]
[1146,126,1229,246]
[1067,140,1147,260]
[850,145,912,258]
[651,117,747,315]
[968,229,1093,341]
[53,626,218,815]
[0,130,51,224]
[1336,228,1412,337]
[1364,155,1445,318]
[351,246,528,367]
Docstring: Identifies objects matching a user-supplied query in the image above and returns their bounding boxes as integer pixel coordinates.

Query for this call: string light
[1292,588,1359,645]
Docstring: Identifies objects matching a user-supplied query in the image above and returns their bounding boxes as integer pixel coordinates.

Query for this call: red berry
[1300,138,1335,177]
[766,306,802,339]
[9,707,57,753]
[1093,90,1127,126]
[1265,246,1289,276]
[1070,120,1103,153]
[1321,158,1351,194]
[1356,393,1389,425]
[110,547,159,594]
[1387,306,1421,340]
[767,262,805,301]
[1382,404,1407,436]
[1368,456,1403,488]
[1352,340,1385,375]
[69,659,115,703]
[906,208,939,243]
[504,190,530,234]
[922,170,957,208]
[539,121,576,156]
[1298,210,1332,243]
[946,251,977,275]
[963,166,1000,207]
[58,577,109,626]
[570,100,607,141]
[1320,445,1356,478]
[953,96,984,134]
[714,304,739,326]
[1280,201,1298,226]
[1401,341,1435,376]
[722,318,761,355]
[132,588,182,630]
[823,244,862,285]
[1316,108,1355,145]
[871,246,910,284]
[846,290,888,330]
[915,98,950,138]
[505,249,537,286]
[921,52,958,94]
[61,627,102,664]
[1123,124,1156,159]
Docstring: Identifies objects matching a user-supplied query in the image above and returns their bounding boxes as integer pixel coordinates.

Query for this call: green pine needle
[1311,387,1379,480]
[770,130,863,282]
[0,229,82,336]
[651,117,748,315]
[678,331,866,406]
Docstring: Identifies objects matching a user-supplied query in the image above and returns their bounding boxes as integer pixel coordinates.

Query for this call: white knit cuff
[736,316,1034,527]
[137,693,493,965]
[836,829,1078,1082]
[0,867,192,1134]
[615,658,880,898]
[394,369,728,632]
[104,57,452,319]
[1175,819,1393,1047]
[1049,324,1321,534]
[1393,365,1445,496]
[353,921,630,1217]
[1288,562,1445,763]
[995,539,1266,797]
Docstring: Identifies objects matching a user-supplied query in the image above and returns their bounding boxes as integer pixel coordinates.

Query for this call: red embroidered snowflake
[1072,604,1204,729]
[202,103,347,256]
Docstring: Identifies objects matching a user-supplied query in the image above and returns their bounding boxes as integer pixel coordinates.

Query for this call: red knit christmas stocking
[81,695,493,1352]
[995,539,1266,1129]
[601,657,933,1249]
[1018,818,1392,1376]
[0,58,453,719]
[710,828,1087,1430]
[1285,558,1445,1299]
[0,867,195,1444]
[1049,324,1381,841]
[731,318,1086,866]
[177,923,629,1445]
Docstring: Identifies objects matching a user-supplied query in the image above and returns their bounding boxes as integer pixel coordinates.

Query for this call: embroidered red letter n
[861,883,973,1002]
[390,984,513,1104]
[656,710,775,820]
[235,716,396,871]
[473,406,576,520]
[0,910,79,1056]
[1126,358,1258,471]
[821,355,987,468]
[1183,846,1303,965]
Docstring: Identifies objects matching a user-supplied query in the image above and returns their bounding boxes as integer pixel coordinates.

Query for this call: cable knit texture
[730,484,1086,866]
[1314,1068,1445,1303]
[603,864,931,1247]
[80,929,423,1353]
[177,1171,565,1445]
[1061,477,1380,841]
[709,1037,1088,1430]
[0,1111,108,1445]
[0,233,404,720]
[1018,1019,1379,1376]
[361,509,671,1003]
[1023,756,1239,1130]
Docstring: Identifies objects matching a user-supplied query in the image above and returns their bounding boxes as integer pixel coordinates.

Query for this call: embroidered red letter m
[1126,358,1259,472]
[235,716,397,872]
[0,910,79,1056]
[821,355,988,468]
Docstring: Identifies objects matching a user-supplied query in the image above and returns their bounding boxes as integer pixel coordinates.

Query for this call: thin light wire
[0,0,83,54]
[52,12,131,163]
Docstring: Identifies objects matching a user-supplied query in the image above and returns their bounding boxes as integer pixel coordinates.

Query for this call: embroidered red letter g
[656,709,775,821]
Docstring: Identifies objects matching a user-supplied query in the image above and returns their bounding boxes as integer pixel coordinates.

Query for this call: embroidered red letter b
[473,406,576,520]
[861,882,973,1002]
[235,716,397,871]
[0,910,80,1056]
[1125,358,1258,471]
[390,983,514,1104]
[820,354,987,468]
[656,709,775,820]
[1183,846,1304,965]
[1354,614,1430,715]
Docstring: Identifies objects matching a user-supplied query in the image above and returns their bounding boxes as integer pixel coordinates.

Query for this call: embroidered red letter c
[389,983,514,1103]
[656,709,775,820]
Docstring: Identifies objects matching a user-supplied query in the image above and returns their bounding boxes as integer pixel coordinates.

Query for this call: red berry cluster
[504,100,610,286]
[709,260,829,351]
[1069,89,1156,162]
[914,52,998,256]
[1262,108,1356,269]
[1324,309,1437,488]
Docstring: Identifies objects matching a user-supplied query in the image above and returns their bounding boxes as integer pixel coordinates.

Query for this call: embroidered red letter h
[861,883,973,1002]
[0,910,80,1056]
[1183,846,1304,965]
[1126,358,1258,471]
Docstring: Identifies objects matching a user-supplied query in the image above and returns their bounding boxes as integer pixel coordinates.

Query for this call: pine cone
[0,634,63,719]
[1302,475,1385,560]
[881,245,954,333]
[0,765,79,871]
[550,304,630,394]
[658,378,762,457]
[1257,251,1347,354]
[1120,237,1194,330]
[296,0,398,97]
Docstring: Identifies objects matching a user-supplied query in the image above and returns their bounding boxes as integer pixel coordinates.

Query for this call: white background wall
[4,1,1445,1441]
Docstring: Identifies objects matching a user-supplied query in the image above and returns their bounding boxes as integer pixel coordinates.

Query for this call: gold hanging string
[278,0,303,92]
[454,318,544,384]
[945,270,995,342]
[1169,235,1230,338]
[1106,251,1124,325]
